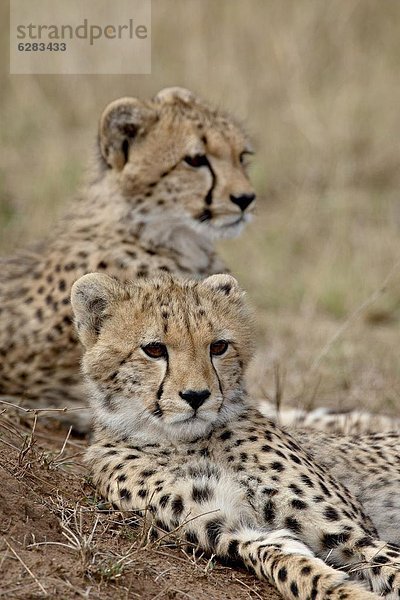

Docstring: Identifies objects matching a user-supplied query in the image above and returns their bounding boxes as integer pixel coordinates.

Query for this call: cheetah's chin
[163,420,213,441]
[167,413,212,430]
[210,213,253,240]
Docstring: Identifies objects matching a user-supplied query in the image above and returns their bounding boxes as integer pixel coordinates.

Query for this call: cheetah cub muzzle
[71,272,400,600]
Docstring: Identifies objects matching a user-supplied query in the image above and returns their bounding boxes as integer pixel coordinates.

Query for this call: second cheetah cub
[71,273,400,600]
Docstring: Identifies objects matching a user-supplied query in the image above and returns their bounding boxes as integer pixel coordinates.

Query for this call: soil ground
[0,409,280,600]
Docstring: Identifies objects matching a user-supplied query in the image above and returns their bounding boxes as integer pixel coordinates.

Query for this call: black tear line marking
[204,158,216,206]
[156,355,169,401]
[210,358,224,397]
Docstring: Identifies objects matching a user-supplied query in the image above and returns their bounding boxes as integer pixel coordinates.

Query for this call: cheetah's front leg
[340,537,400,599]
[89,449,379,600]
[218,527,379,600]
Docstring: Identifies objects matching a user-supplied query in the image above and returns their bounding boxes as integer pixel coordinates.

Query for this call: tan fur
[260,402,400,435]
[71,272,253,442]
[0,88,255,430]
[73,273,400,600]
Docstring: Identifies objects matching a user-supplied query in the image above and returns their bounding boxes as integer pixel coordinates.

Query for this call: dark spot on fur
[140,469,156,478]
[119,488,132,501]
[355,536,373,548]
[155,519,169,531]
[313,495,324,503]
[186,530,199,546]
[159,494,170,508]
[205,518,224,549]
[322,531,350,549]
[278,567,287,582]
[319,482,331,497]
[290,581,299,597]
[289,453,302,465]
[227,539,239,559]
[263,500,276,523]
[64,262,76,271]
[291,499,307,510]
[374,555,389,564]
[289,484,304,496]
[171,496,184,517]
[192,484,213,503]
[271,462,285,472]
[324,506,340,521]
[300,474,314,488]
[285,516,302,533]
[220,283,232,295]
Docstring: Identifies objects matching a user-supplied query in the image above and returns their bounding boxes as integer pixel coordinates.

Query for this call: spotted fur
[260,403,400,436]
[72,272,400,600]
[0,88,255,430]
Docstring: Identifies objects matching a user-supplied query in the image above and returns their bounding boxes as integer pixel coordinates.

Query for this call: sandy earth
[0,410,280,600]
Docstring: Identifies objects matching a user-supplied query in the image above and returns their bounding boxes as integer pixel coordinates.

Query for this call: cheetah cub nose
[229,193,255,211]
[179,389,211,410]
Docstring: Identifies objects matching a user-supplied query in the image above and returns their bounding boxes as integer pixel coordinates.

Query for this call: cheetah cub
[0,87,255,429]
[71,272,400,600]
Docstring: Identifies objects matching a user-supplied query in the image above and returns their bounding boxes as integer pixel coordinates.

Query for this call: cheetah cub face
[99,87,255,239]
[71,273,254,442]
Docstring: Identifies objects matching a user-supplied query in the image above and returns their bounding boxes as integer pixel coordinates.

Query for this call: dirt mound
[0,409,280,599]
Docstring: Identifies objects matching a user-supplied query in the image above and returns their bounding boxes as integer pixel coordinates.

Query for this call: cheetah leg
[339,538,400,599]
[216,527,379,600]
[90,452,378,600]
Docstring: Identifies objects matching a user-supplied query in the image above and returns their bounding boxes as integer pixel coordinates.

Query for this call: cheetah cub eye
[210,340,229,356]
[239,150,254,166]
[184,154,209,168]
[141,343,168,359]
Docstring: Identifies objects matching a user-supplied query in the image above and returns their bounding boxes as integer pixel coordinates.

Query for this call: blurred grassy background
[1,0,399,413]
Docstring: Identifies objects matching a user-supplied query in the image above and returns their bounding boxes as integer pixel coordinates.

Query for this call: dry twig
[3,538,47,596]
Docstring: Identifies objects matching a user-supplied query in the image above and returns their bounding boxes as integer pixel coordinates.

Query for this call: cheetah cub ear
[99,97,157,170]
[202,274,244,299]
[153,87,196,105]
[71,273,124,349]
